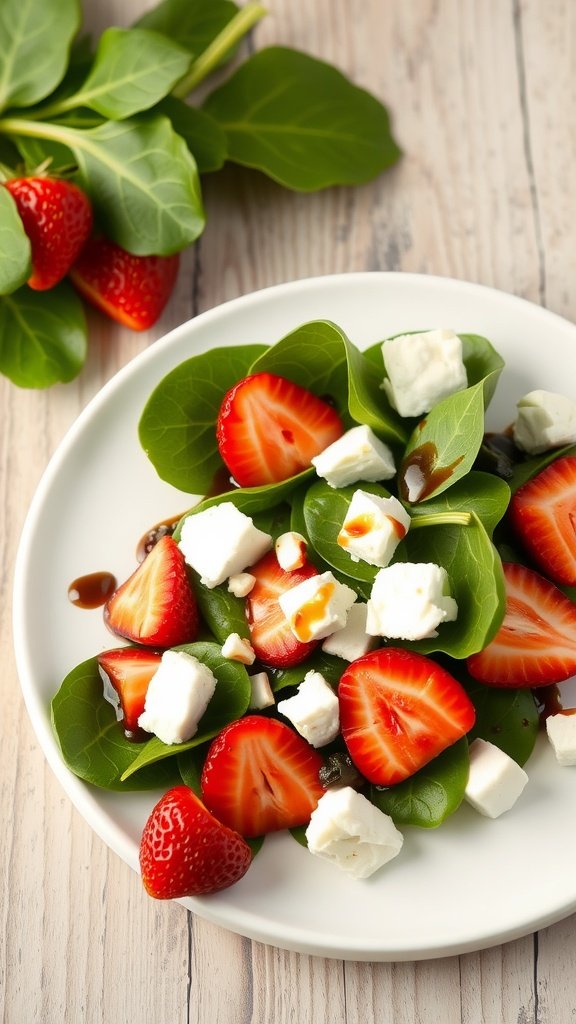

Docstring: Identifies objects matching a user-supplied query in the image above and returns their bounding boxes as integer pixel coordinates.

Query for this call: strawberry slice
[216,372,344,486]
[98,647,161,735]
[201,716,324,837]
[70,237,179,330]
[140,786,252,899]
[246,550,319,667]
[339,648,475,786]
[467,561,576,687]
[5,176,93,290]
[104,535,198,648]
[509,455,576,586]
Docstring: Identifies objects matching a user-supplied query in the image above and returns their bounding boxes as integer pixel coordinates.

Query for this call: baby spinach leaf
[408,472,510,537]
[139,344,267,492]
[52,28,192,120]
[203,47,400,191]
[152,97,227,173]
[303,479,390,585]
[121,641,251,779]
[343,332,407,445]
[0,283,87,387]
[191,575,250,643]
[135,0,239,59]
[399,381,486,504]
[370,738,469,828]
[177,744,208,794]
[270,651,346,693]
[0,0,80,112]
[0,188,31,294]
[397,512,506,659]
[173,478,312,537]
[51,657,180,791]
[464,677,539,766]
[459,333,505,407]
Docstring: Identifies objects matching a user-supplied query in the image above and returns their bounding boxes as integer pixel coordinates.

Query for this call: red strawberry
[509,456,576,586]
[467,561,576,687]
[104,535,198,648]
[201,716,324,837]
[98,647,162,736]
[339,648,475,786]
[140,786,252,899]
[246,550,320,668]
[4,176,93,290]
[216,372,344,486]
[69,237,179,330]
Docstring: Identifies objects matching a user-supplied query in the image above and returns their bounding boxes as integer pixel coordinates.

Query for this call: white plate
[13,272,576,962]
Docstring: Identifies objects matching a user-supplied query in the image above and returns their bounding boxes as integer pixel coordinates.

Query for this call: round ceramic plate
[13,272,576,961]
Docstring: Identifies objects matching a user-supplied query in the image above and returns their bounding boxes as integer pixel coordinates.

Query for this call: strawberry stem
[172,2,267,97]
[410,511,473,529]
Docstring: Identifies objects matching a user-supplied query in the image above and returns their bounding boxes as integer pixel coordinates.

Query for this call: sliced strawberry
[98,647,161,735]
[69,237,179,330]
[201,716,324,837]
[246,550,319,667]
[339,648,475,786]
[104,535,198,648]
[467,561,576,687]
[509,456,576,586]
[216,372,344,486]
[140,786,252,899]
[4,176,92,290]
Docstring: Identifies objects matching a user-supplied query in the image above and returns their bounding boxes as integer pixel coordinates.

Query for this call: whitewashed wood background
[2,1,576,1021]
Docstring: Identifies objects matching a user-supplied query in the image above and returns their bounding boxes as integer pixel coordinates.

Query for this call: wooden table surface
[3,1,576,1020]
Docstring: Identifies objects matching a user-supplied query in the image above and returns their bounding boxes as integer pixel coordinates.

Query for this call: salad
[51,319,576,900]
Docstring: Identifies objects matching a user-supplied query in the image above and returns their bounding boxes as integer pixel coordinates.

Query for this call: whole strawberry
[5,176,93,290]
[140,786,252,899]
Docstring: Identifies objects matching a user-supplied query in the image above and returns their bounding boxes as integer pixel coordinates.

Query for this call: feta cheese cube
[464,738,529,818]
[311,424,395,488]
[178,502,272,588]
[275,531,307,571]
[277,670,339,747]
[248,671,275,710]
[138,650,217,745]
[221,632,256,665]
[382,328,468,418]
[337,489,411,567]
[513,389,576,454]
[321,602,377,661]
[278,570,357,642]
[305,786,404,879]
[366,562,458,640]
[227,572,256,597]
[545,711,576,765]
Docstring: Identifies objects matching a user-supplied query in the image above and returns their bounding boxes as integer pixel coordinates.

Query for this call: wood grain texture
[2,0,576,1022]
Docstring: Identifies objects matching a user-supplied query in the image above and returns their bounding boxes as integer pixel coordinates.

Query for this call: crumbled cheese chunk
[545,712,576,765]
[464,738,529,818]
[278,570,357,643]
[321,602,377,661]
[305,787,404,879]
[337,489,411,567]
[311,424,396,488]
[366,562,458,640]
[221,632,256,665]
[277,670,339,747]
[227,572,256,597]
[382,329,467,418]
[138,650,217,745]
[275,531,307,571]
[248,671,275,710]
[513,389,576,454]
[178,502,272,588]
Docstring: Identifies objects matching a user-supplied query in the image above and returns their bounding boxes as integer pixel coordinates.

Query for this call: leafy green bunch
[0,0,401,388]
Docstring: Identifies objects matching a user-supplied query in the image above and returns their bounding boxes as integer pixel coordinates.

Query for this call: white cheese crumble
[366,562,458,640]
[464,738,529,818]
[305,787,404,879]
[382,328,467,418]
[337,489,411,567]
[138,650,217,745]
[178,502,272,588]
[277,670,340,748]
[513,389,576,454]
[278,570,357,643]
[311,424,395,488]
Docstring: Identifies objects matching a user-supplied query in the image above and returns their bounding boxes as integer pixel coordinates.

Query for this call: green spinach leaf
[192,576,250,643]
[203,47,400,191]
[0,188,31,294]
[0,0,80,112]
[152,97,227,173]
[369,738,469,828]
[408,471,510,536]
[136,0,239,59]
[270,651,346,693]
[303,479,389,585]
[464,676,539,766]
[0,283,87,387]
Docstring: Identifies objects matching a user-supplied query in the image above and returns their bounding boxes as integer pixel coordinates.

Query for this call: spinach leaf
[370,738,469,828]
[192,575,250,643]
[0,0,80,112]
[459,333,505,407]
[51,656,181,791]
[173,479,311,537]
[303,479,390,585]
[344,332,407,445]
[465,678,539,766]
[399,381,486,504]
[135,0,239,59]
[139,344,267,492]
[121,642,250,779]
[270,651,346,693]
[48,28,192,120]
[177,744,208,795]
[408,472,510,536]
[0,188,31,294]
[0,283,87,387]
[203,47,400,191]
[152,97,227,174]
